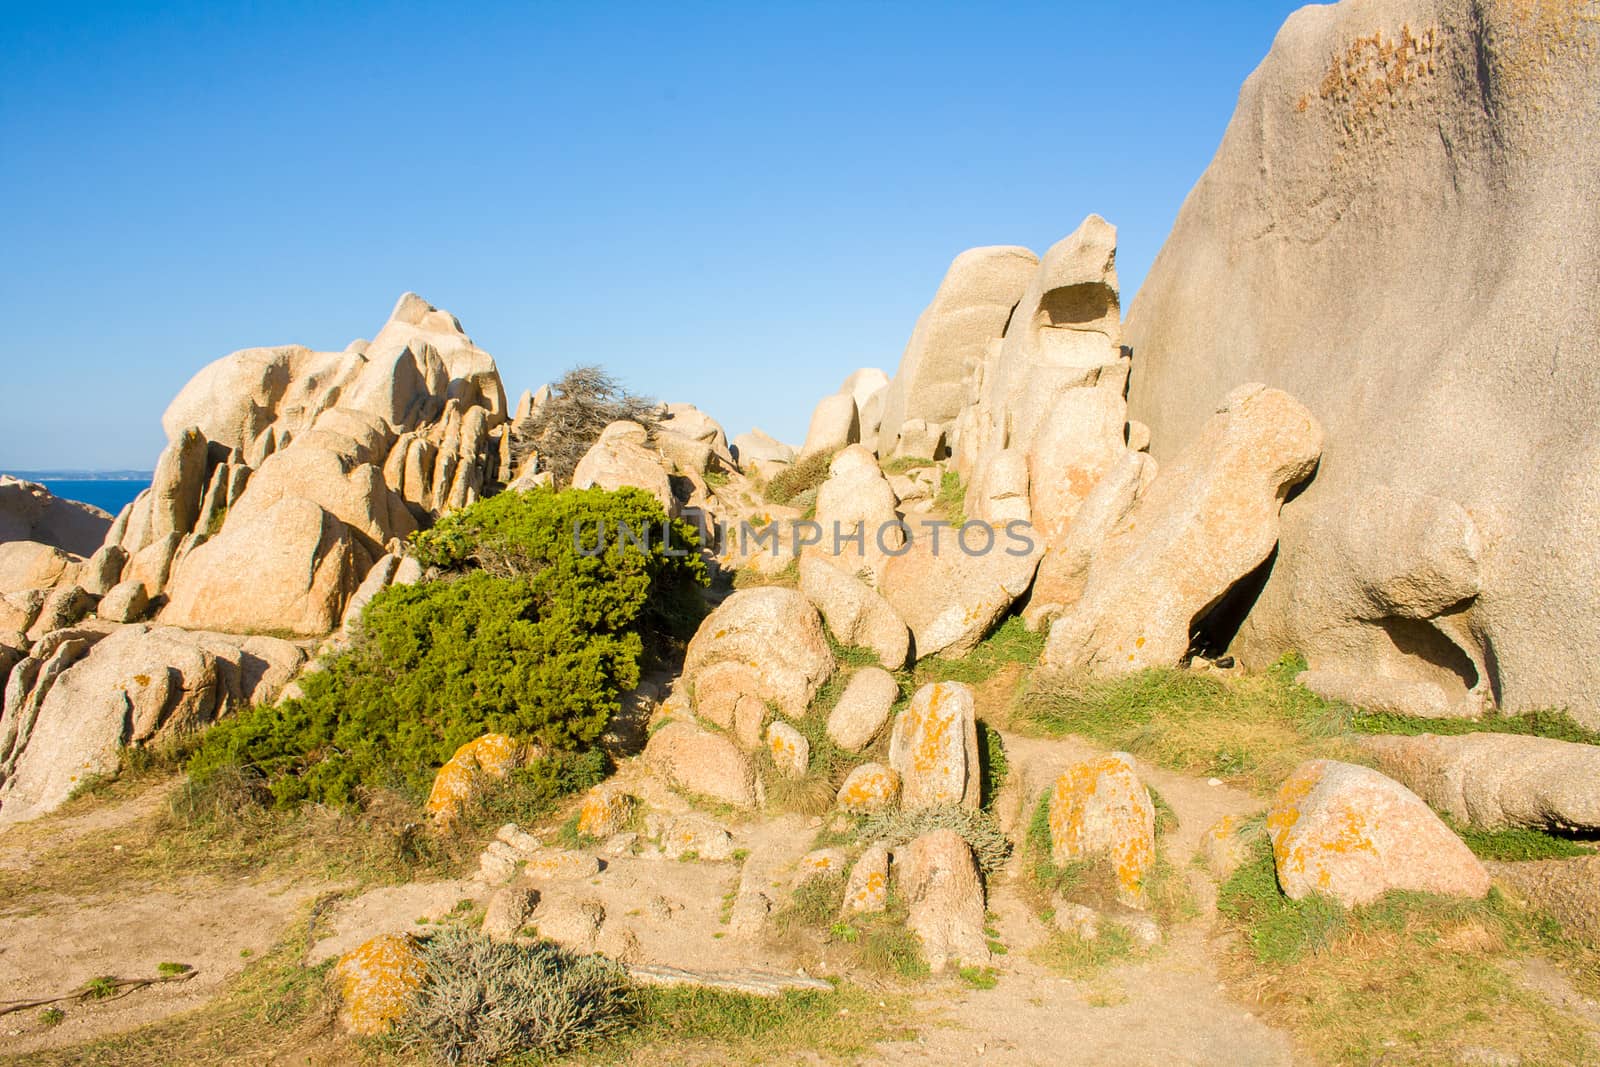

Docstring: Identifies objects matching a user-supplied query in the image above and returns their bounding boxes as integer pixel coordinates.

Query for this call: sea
[12,475,152,517]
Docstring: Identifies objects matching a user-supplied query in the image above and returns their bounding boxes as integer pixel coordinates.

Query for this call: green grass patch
[1031,925,1138,980]
[957,965,999,990]
[881,456,935,474]
[1445,820,1596,863]
[1016,656,1355,794]
[1349,707,1600,747]
[913,615,1044,684]
[933,470,966,525]
[763,451,835,505]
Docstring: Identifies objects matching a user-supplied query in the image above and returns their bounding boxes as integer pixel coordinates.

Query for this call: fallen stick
[0,970,198,1017]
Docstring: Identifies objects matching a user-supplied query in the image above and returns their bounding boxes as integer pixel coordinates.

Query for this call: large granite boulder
[1124,1,1600,726]
[683,587,834,721]
[0,476,112,557]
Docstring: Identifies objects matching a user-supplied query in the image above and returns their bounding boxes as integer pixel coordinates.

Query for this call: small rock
[794,848,848,886]
[836,763,902,813]
[895,829,989,973]
[843,843,890,914]
[1199,815,1254,881]
[334,933,426,1036]
[425,734,529,823]
[767,721,810,779]
[888,681,981,810]
[825,667,899,752]
[1052,901,1101,941]
[647,812,736,861]
[576,786,635,838]
[522,850,601,881]
[482,886,538,941]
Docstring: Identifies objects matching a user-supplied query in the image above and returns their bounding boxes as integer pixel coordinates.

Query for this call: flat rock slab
[627,963,832,997]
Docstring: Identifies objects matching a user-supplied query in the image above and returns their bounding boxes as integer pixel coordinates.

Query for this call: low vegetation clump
[856,804,1012,875]
[762,450,834,505]
[1348,706,1600,746]
[1446,820,1597,863]
[932,470,965,525]
[508,365,660,486]
[774,873,929,981]
[188,487,705,808]
[395,927,636,1065]
[1216,838,1596,1065]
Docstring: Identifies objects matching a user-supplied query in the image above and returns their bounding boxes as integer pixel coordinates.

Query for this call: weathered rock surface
[683,587,833,720]
[0,476,112,557]
[835,763,901,814]
[644,720,758,809]
[1125,1,1600,726]
[888,681,980,810]
[824,667,899,752]
[1042,384,1321,675]
[894,829,989,972]
[424,734,528,823]
[334,933,426,1036]
[1267,760,1489,906]
[1490,856,1600,947]
[1359,732,1600,833]
[571,421,677,514]
[882,519,1040,660]
[798,557,909,670]
[875,246,1039,457]
[766,720,809,778]
[1024,450,1154,630]
[0,541,79,595]
[843,842,890,913]
[1049,753,1156,909]
[808,446,903,583]
[798,393,859,459]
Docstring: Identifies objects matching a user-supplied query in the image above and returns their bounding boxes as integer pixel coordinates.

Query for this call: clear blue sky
[0,0,1304,471]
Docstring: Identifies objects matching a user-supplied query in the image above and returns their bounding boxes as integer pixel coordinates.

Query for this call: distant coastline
[7,471,152,517]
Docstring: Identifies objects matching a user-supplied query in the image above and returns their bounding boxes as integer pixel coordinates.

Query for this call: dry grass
[1218,841,1599,1065]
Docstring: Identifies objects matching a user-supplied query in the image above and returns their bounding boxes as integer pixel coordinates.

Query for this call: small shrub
[39,1006,66,1027]
[764,451,834,505]
[395,926,636,1065]
[856,804,1012,874]
[156,962,192,977]
[508,365,660,487]
[83,976,118,1000]
[880,456,935,474]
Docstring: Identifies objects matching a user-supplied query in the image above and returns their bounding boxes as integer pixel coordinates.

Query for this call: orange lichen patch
[910,684,956,777]
[424,733,528,822]
[766,721,810,777]
[576,788,633,838]
[1266,760,1326,865]
[836,763,901,813]
[1048,753,1156,909]
[799,850,844,876]
[845,868,888,913]
[334,933,426,1036]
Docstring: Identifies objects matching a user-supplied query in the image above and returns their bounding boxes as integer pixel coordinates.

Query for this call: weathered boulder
[797,556,910,670]
[766,720,810,778]
[149,427,210,541]
[0,541,79,595]
[882,520,1040,659]
[647,811,737,861]
[824,667,899,752]
[683,587,833,720]
[894,829,989,972]
[0,476,112,557]
[729,428,795,478]
[1199,815,1255,882]
[808,446,903,582]
[1024,450,1154,630]
[1359,732,1600,833]
[334,933,426,1036]
[571,421,677,515]
[658,403,734,469]
[25,584,92,642]
[161,497,360,637]
[1267,760,1489,906]
[799,393,859,459]
[0,625,222,822]
[1024,379,1129,544]
[794,848,848,886]
[424,734,529,823]
[1248,487,1490,718]
[80,543,127,597]
[97,579,150,624]
[843,842,890,914]
[876,246,1039,456]
[644,720,758,809]
[1125,2,1600,727]
[576,786,635,839]
[888,681,980,810]
[0,590,43,634]
[836,763,901,814]
[1048,753,1156,909]
[1042,384,1322,675]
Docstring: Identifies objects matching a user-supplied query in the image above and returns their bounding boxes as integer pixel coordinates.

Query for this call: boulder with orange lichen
[424,733,531,823]
[334,933,427,1036]
[1048,752,1156,909]
[1267,759,1489,907]
[843,842,890,913]
[681,587,834,721]
[887,681,980,810]
[575,786,634,839]
[766,720,810,779]
[836,763,901,814]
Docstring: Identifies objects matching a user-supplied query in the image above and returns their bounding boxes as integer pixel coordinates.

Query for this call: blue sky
[0,0,1303,470]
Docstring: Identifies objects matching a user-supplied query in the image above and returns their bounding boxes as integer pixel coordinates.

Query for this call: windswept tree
[510,365,660,487]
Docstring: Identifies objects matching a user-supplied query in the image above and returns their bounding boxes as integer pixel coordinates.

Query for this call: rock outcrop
[894,829,989,973]
[1042,385,1321,676]
[682,588,834,722]
[1124,0,1600,725]
[888,681,980,810]
[1359,732,1600,833]
[0,476,113,557]
[1048,753,1156,910]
